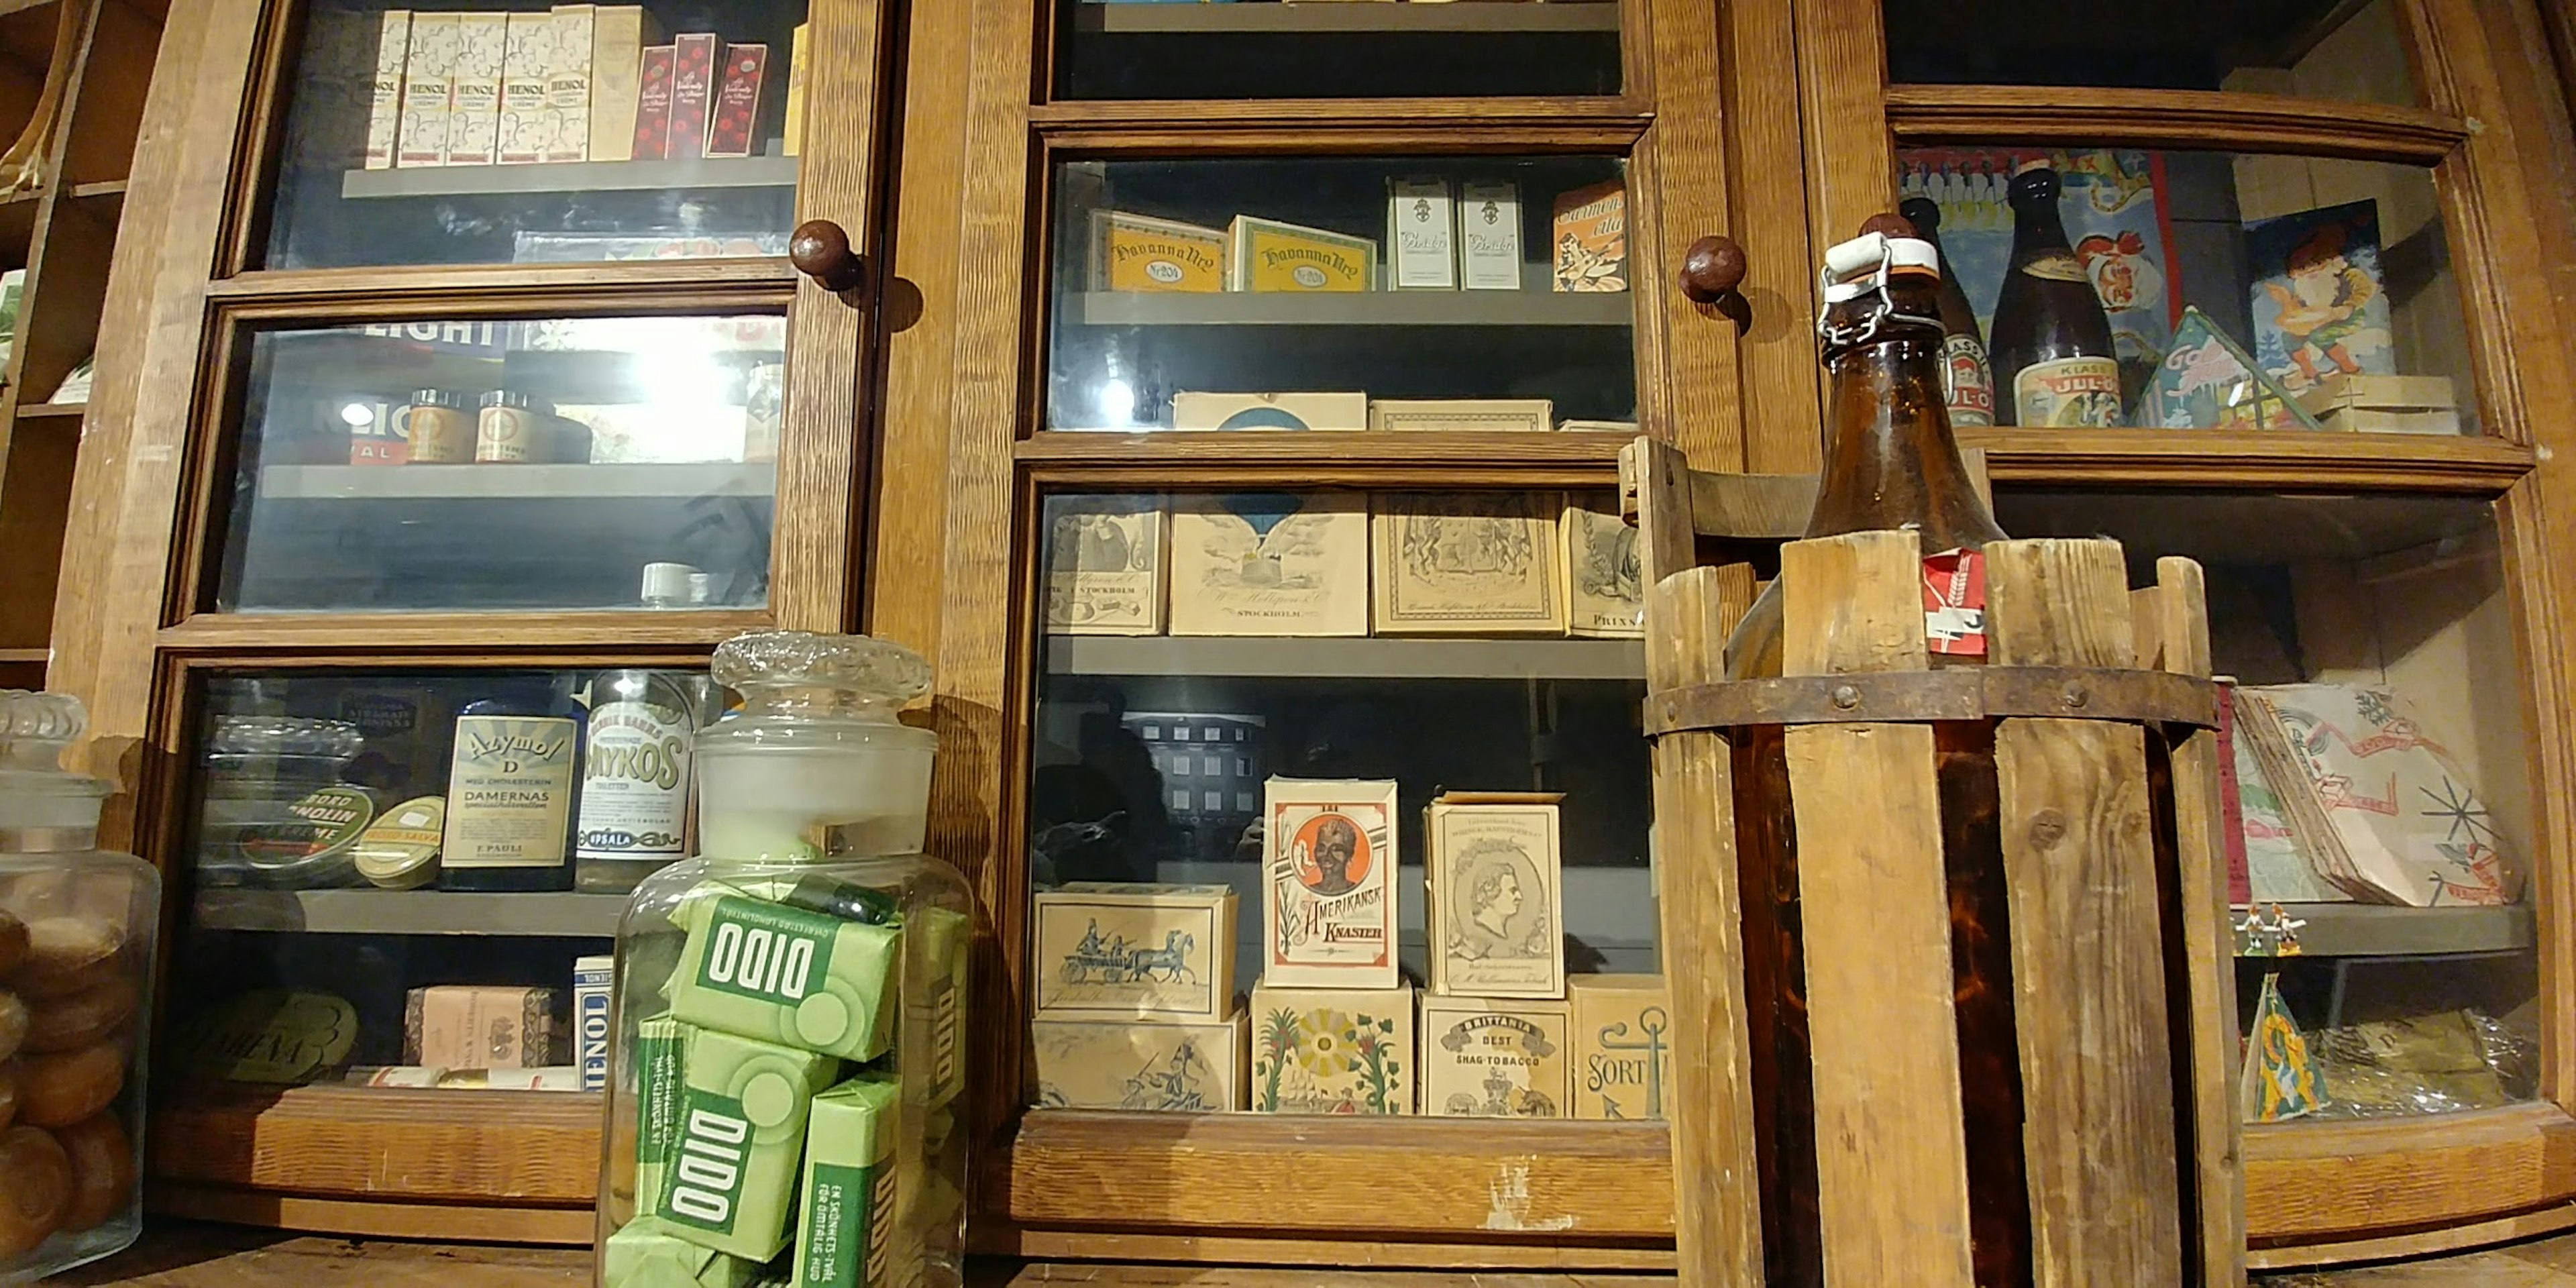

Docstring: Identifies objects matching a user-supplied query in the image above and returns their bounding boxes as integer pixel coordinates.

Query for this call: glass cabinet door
[1053,0,1624,100]
[267,1,809,268]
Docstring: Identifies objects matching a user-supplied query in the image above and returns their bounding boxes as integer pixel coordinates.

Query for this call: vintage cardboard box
[1366,398,1552,434]
[1569,973,1671,1120]
[1249,983,1414,1115]
[588,5,661,162]
[790,1076,900,1288]
[1042,497,1165,635]
[659,1026,837,1260]
[1419,995,1572,1118]
[403,984,557,1067]
[1228,215,1375,292]
[1032,1011,1248,1111]
[1387,176,1456,290]
[1371,491,1567,635]
[1425,792,1564,999]
[545,3,595,162]
[1032,881,1237,1021]
[1263,778,1400,989]
[497,12,553,164]
[1560,493,1644,639]
[1551,179,1627,292]
[667,885,903,1061]
[394,11,458,168]
[706,42,767,158]
[1091,211,1229,293]
[1458,180,1522,290]
[1170,390,1366,433]
[445,13,505,164]
[1167,493,1368,637]
[364,11,412,170]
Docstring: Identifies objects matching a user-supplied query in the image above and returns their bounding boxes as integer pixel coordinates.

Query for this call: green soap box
[604,1216,761,1288]
[634,1016,686,1220]
[670,886,904,1062]
[792,1076,904,1288]
[657,1024,839,1262]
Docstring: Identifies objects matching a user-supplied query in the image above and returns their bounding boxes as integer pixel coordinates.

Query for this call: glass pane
[172,666,722,1092]
[214,313,784,612]
[1898,148,2477,435]
[1886,0,2417,104]
[1050,157,1638,433]
[269,1,806,268]
[1995,490,2540,1122]
[1055,0,1621,101]
[1026,490,1660,1117]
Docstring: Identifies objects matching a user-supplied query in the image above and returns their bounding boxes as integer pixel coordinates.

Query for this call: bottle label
[443,714,578,868]
[2013,356,2123,427]
[2017,252,2087,282]
[1940,333,1996,428]
[1923,547,1988,657]
[577,696,692,861]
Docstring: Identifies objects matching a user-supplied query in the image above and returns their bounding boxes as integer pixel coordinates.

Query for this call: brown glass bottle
[1898,196,1996,430]
[1723,228,2031,1288]
[1988,163,2121,428]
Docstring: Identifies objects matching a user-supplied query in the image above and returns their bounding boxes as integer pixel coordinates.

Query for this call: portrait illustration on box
[1265,780,1399,987]
[1446,838,1552,965]
[1255,1003,1405,1114]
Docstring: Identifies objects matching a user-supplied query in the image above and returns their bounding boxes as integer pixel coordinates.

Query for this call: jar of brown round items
[0,690,162,1277]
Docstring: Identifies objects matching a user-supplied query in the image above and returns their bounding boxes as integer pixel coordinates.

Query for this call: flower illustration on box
[1256,1004,1403,1114]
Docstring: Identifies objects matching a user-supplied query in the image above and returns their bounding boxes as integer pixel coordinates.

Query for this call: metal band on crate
[1644,667,2221,735]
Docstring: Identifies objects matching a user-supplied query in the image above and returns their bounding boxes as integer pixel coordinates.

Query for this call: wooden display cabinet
[42,0,2576,1274]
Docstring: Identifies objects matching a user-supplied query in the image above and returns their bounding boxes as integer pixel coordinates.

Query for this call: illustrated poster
[2245,199,2394,394]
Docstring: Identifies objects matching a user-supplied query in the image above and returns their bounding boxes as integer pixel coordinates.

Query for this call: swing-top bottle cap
[1819,223,1940,303]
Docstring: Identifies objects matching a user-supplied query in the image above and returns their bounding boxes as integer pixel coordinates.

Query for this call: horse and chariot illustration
[1060,920,1200,987]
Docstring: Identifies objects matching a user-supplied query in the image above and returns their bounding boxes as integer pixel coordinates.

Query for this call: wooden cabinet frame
[53,0,900,1240]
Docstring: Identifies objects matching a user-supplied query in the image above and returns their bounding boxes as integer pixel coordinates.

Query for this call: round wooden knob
[1677,235,1747,306]
[790,219,867,294]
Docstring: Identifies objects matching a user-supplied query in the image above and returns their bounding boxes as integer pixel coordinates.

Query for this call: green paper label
[663,1088,754,1236]
[798,1161,892,1288]
[696,896,841,1006]
[634,1020,685,1216]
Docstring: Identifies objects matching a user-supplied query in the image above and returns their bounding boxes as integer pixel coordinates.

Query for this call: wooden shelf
[1964,427,2534,494]
[2240,902,2536,958]
[1018,429,1627,487]
[13,400,81,420]
[1046,634,1642,680]
[1073,289,1631,327]
[257,462,775,501]
[0,647,42,663]
[191,889,626,937]
[1075,0,1619,34]
[339,155,798,200]
[1884,85,2468,166]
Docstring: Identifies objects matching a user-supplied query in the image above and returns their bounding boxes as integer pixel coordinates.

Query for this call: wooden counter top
[48,1222,2576,1286]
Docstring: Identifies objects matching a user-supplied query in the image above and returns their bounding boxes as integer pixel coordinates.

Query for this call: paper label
[1389,178,1456,290]
[2019,251,2088,282]
[798,1161,882,1288]
[663,1089,753,1236]
[1267,796,1396,979]
[578,696,692,861]
[443,714,577,867]
[2012,355,2123,428]
[1939,332,1995,427]
[633,1018,684,1217]
[695,896,841,1006]
[1922,547,1987,656]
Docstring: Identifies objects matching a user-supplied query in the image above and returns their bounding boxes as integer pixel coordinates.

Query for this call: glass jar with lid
[596,633,970,1288]
[0,690,161,1279]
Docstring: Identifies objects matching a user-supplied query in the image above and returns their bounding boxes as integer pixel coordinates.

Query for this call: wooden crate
[1628,440,2245,1288]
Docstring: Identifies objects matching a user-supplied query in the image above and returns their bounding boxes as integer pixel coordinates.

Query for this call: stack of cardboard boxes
[1029,882,1249,1110]
[1247,779,1415,1114]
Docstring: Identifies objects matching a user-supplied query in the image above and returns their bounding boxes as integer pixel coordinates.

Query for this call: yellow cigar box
[1419,994,1572,1118]
[1090,210,1230,293]
[1569,973,1671,1120]
[1228,215,1376,292]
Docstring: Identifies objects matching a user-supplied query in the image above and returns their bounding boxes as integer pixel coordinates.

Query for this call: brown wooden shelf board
[0,647,43,663]
[1886,85,2467,164]
[2237,902,2536,958]
[152,1083,602,1206]
[1018,429,1627,488]
[14,400,81,419]
[68,178,124,199]
[1964,427,2532,493]
[1046,634,1644,680]
[1075,0,1619,35]
[1073,287,1629,327]
[191,889,625,936]
[340,155,797,200]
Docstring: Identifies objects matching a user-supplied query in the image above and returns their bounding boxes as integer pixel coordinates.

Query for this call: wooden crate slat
[1779,530,1975,1288]
[1643,564,1764,1288]
[2155,555,2249,1288]
[1987,539,2185,1287]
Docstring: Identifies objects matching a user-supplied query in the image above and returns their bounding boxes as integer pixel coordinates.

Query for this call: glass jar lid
[0,690,110,827]
[711,631,932,704]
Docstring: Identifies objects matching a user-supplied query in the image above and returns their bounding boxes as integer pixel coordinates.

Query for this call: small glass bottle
[1988,162,2122,427]
[596,633,969,1288]
[439,677,585,892]
[574,670,704,895]
[0,690,161,1279]
[402,388,472,464]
